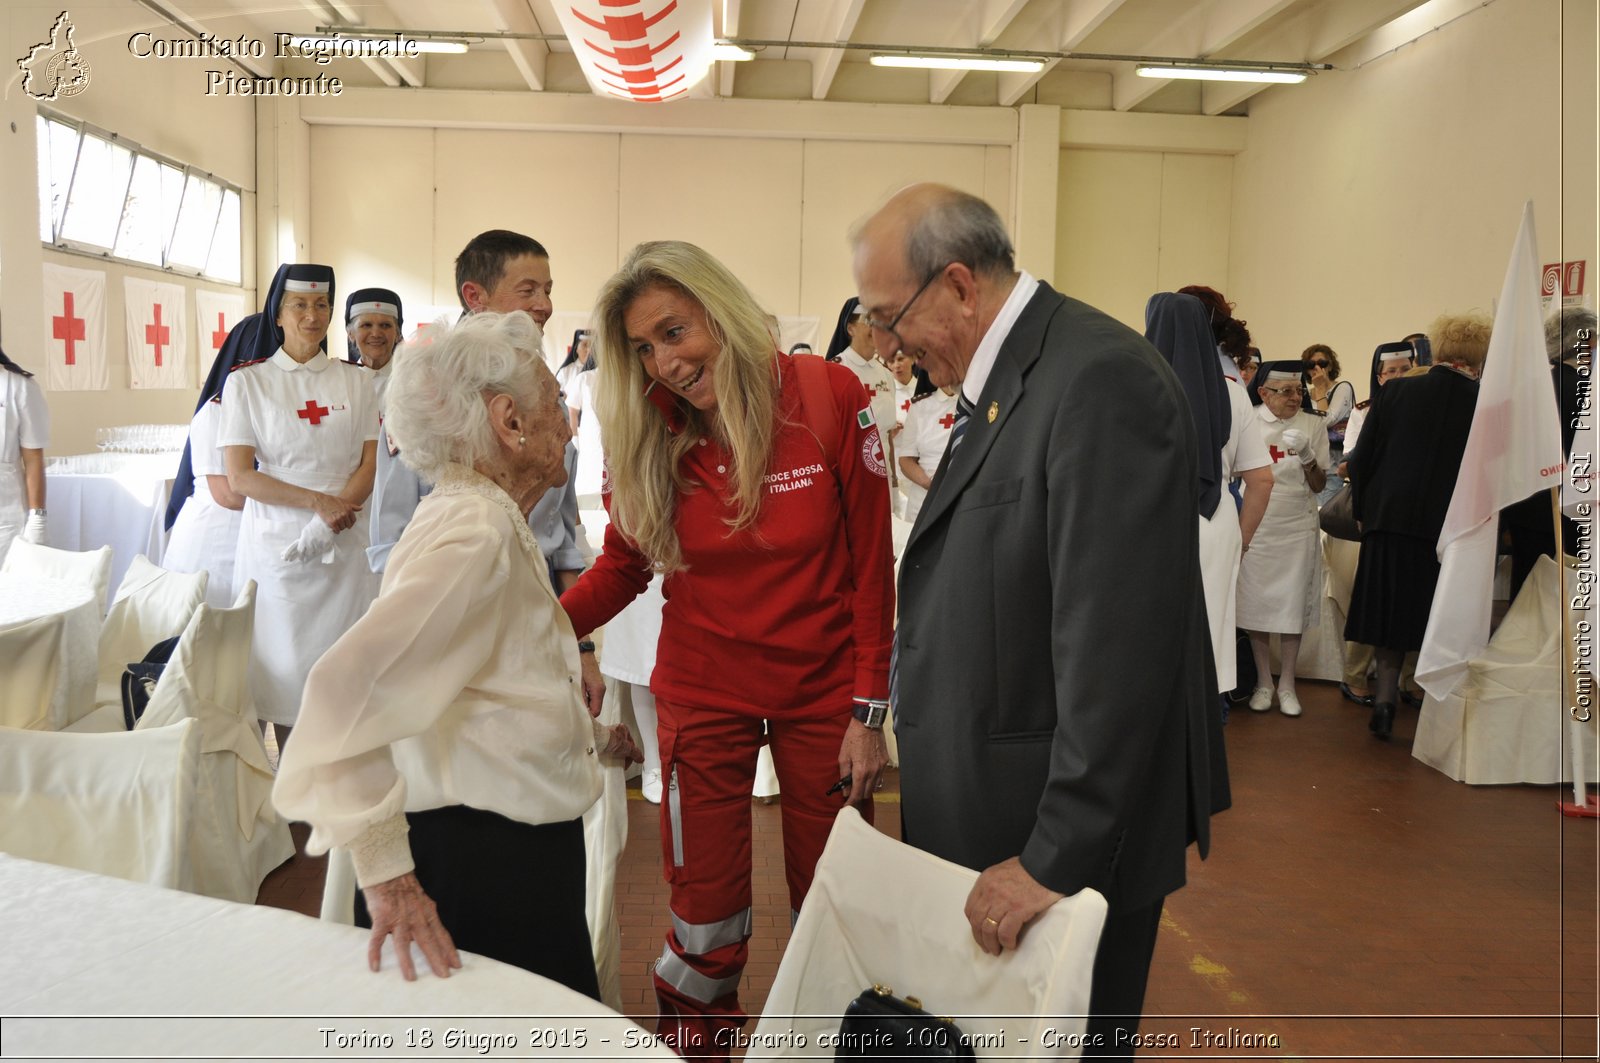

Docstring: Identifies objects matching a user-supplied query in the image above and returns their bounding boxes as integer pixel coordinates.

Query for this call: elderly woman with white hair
[274,310,639,994]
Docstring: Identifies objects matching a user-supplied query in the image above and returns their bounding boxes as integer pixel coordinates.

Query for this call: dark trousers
[355,805,600,1001]
[1082,897,1165,1059]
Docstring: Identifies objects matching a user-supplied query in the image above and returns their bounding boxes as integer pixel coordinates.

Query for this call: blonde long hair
[592,241,778,573]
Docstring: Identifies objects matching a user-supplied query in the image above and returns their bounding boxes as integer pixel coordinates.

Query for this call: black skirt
[1344,531,1441,652]
[355,805,599,1001]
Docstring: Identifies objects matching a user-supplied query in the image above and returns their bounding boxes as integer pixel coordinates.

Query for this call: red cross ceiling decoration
[556,0,716,103]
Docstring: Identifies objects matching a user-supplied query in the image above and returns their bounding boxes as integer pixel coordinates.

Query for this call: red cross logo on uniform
[865,384,879,398]
[145,304,170,367]
[901,398,911,415]
[53,292,85,366]
[939,411,957,429]
[1269,445,1286,463]
[298,400,330,426]
[211,313,230,352]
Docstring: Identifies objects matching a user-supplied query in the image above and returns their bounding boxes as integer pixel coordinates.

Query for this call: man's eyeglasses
[863,267,945,355]
[1263,385,1304,397]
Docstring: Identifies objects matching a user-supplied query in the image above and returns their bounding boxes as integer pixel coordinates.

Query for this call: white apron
[1198,505,1243,691]
[221,351,379,726]
[1236,408,1328,634]
[162,402,241,607]
[0,372,48,567]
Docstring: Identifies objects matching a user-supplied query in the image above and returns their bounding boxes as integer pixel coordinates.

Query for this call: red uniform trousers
[651,697,873,1059]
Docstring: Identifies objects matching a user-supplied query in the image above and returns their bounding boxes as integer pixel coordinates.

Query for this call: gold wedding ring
[983,916,999,927]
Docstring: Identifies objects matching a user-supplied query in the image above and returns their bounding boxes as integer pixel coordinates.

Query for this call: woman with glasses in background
[1236,360,1330,719]
[1303,344,1354,504]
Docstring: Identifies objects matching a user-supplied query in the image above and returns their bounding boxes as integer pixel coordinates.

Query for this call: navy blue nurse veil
[164,263,335,529]
[823,297,858,362]
[1144,292,1230,519]
[343,287,404,364]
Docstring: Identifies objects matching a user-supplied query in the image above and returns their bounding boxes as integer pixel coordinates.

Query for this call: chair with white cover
[0,614,63,731]
[2,539,114,614]
[748,807,1108,1060]
[133,580,294,903]
[1413,556,1596,784]
[0,717,201,890]
[94,555,208,710]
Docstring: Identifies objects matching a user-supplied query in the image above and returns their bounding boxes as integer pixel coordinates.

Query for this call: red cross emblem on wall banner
[298,400,330,426]
[53,292,85,365]
[939,411,957,429]
[211,313,230,352]
[145,303,170,367]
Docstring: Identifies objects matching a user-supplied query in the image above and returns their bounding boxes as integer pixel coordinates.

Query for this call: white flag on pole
[42,262,108,391]
[1415,202,1566,699]
[124,278,190,389]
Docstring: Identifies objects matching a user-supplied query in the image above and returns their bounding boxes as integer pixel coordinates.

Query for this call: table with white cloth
[0,853,676,1060]
[0,573,98,730]
[45,453,179,608]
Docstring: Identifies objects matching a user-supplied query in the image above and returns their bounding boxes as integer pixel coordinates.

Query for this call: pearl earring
[518,435,526,447]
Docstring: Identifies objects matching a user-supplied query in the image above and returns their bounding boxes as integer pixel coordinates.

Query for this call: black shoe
[1400,688,1423,708]
[1340,682,1376,707]
[1369,702,1395,740]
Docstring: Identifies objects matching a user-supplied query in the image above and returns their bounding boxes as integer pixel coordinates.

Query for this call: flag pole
[1555,485,1598,816]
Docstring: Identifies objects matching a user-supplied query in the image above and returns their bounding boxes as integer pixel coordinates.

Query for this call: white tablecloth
[0,573,98,730]
[0,853,675,1059]
[46,454,178,609]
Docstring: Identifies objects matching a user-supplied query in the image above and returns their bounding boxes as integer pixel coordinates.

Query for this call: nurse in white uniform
[219,264,379,747]
[1236,361,1330,718]
[162,393,243,606]
[0,348,49,566]
[835,303,900,513]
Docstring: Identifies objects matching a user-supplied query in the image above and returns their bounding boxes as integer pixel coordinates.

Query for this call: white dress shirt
[960,270,1039,406]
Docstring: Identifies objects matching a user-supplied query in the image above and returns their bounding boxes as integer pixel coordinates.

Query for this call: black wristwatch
[852,698,888,729]
[577,640,596,654]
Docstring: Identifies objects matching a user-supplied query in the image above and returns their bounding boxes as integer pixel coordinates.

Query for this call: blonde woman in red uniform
[562,241,893,1058]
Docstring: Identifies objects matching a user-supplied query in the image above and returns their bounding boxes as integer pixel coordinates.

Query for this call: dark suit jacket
[895,283,1228,914]
[1347,365,1479,541]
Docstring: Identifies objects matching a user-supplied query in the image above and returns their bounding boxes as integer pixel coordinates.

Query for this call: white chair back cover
[136,580,294,902]
[1414,556,1595,784]
[0,718,200,890]
[748,807,1108,1060]
[1,540,114,614]
[95,555,207,709]
[0,614,63,731]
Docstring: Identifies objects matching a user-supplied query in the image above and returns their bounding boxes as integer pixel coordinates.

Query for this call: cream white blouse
[273,463,604,887]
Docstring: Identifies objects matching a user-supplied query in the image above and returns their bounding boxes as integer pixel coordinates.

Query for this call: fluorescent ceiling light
[1136,64,1305,84]
[289,34,470,55]
[871,54,1044,73]
[712,43,754,61]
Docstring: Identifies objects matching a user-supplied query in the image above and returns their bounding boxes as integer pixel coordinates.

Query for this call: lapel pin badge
[986,401,999,424]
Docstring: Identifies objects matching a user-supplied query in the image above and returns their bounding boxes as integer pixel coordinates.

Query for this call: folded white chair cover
[749,807,1107,1060]
[0,614,63,731]
[0,718,200,890]
[135,580,294,902]
[95,555,207,709]
[1413,556,1595,784]
[2,539,114,614]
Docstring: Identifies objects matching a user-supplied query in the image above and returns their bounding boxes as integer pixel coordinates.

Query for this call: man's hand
[579,650,606,718]
[835,718,887,805]
[963,857,1064,955]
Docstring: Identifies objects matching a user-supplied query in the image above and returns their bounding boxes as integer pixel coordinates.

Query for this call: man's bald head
[852,183,1015,287]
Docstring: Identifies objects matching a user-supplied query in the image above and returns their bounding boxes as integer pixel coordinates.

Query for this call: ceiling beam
[481,0,548,92]
[1199,0,1431,114]
[810,0,867,101]
[997,0,1130,107]
[300,0,403,87]
[928,0,1031,104]
[1109,0,1299,111]
[717,0,742,96]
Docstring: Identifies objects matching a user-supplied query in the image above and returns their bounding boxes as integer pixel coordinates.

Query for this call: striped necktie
[948,392,976,453]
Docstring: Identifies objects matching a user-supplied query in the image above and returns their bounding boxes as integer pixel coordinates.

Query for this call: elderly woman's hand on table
[361,872,462,981]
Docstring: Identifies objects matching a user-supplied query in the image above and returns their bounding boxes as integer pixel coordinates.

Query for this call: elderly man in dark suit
[852,184,1227,1056]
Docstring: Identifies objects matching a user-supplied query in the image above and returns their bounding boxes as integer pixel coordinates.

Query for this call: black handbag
[120,635,180,731]
[1319,482,1360,541]
[836,985,975,1059]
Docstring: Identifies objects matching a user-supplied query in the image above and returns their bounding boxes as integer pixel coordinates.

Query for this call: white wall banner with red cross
[42,262,108,391]
[555,0,716,103]
[123,278,191,389]
[194,289,249,373]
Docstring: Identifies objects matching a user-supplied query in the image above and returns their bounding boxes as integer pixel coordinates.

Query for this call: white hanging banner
[124,278,191,389]
[42,262,108,391]
[556,0,716,103]
[194,289,249,373]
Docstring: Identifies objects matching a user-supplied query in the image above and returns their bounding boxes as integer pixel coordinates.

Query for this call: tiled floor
[258,681,1599,1059]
